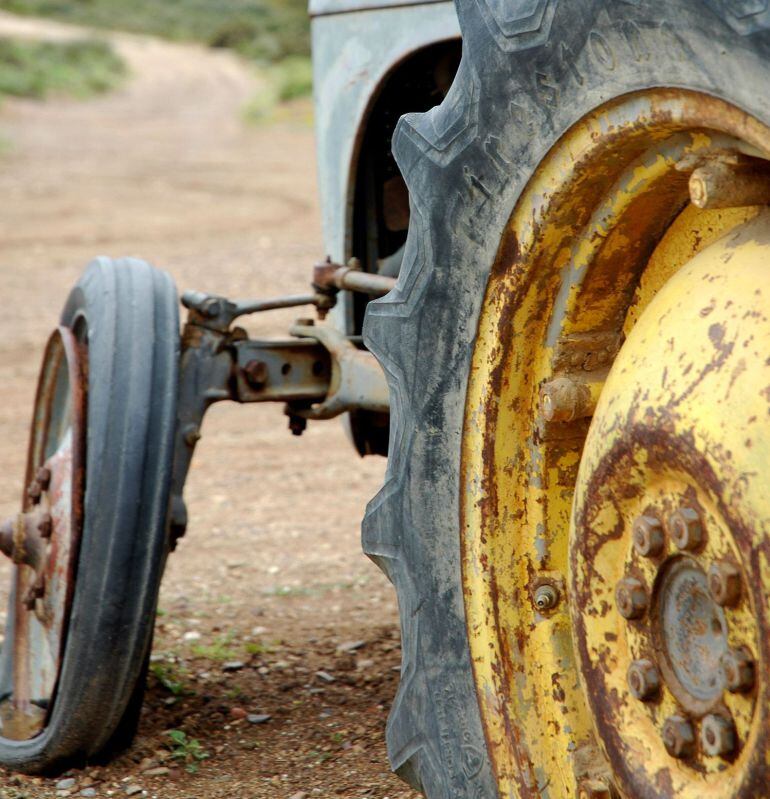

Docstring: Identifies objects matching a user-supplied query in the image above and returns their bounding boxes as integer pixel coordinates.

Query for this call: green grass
[0,0,310,64]
[0,36,126,99]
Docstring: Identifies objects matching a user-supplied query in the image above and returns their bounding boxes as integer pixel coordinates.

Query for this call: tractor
[2,2,770,798]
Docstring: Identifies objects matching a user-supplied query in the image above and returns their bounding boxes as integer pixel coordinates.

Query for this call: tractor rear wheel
[363,2,770,797]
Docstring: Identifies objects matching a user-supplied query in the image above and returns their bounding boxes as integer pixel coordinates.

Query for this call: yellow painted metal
[461,89,770,799]
[571,211,770,797]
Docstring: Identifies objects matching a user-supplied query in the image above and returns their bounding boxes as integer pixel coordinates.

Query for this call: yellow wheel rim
[461,89,770,798]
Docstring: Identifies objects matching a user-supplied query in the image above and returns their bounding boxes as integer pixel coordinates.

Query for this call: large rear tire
[363,2,770,797]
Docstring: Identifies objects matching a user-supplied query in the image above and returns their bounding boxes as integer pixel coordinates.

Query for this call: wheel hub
[570,212,770,795]
[655,555,728,705]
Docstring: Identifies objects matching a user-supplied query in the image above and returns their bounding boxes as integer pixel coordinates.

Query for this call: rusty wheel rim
[461,90,770,798]
[0,327,85,741]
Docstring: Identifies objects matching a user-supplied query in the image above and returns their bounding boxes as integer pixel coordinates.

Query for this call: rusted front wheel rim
[0,327,85,741]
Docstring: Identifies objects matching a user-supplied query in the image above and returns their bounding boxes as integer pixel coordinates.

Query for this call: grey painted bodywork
[311,1,460,272]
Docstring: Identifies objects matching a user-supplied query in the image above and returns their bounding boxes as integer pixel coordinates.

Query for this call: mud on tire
[362,2,770,796]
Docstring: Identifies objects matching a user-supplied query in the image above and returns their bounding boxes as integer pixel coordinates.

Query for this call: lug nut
[701,713,736,757]
[534,583,559,612]
[669,507,703,551]
[662,715,696,759]
[721,647,755,693]
[36,467,51,491]
[615,577,648,620]
[627,659,660,701]
[709,560,742,607]
[37,513,53,540]
[632,515,664,557]
[26,480,42,504]
[578,779,614,799]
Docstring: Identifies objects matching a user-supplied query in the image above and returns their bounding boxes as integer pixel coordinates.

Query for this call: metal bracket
[167,290,389,544]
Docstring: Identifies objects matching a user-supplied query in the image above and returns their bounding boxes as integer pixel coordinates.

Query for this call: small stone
[138,758,157,772]
[125,786,143,796]
[315,670,335,683]
[289,793,308,799]
[222,661,245,672]
[229,706,248,720]
[246,713,271,724]
[336,640,365,654]
[356,658,375,670]
[143,767,169,778]
[80,790,97,797]
[57,779,77,790]
[183,631,201,642]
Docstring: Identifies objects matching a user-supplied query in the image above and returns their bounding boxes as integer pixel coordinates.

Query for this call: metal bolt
[533,584,559,612]
[243,359,269,389]
[708,560,742,607]
[669,507,703,551]
[23,576,45,610]
[721,647,755,693]
[701,713,736,757]
[632,515,664,558]
[627,659,660,701]
[37,513,53,540]
[578,779,613,799]
[615,577,648,620]
[36,467,51,491]
[662,715,696,759]
[288,413,307,437]
[26,480,42,504]
[182,424,202,448]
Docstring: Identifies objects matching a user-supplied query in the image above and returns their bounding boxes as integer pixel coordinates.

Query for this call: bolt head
[36,467,51,491]
[662,715,696,759]
[37,513,53,540]
[26,480,42,504]
[627,659,660,701]
[721,647,754,693]
[615,577,648,620]
[669,507,703,551]
[708,560,742,607]
[578,779,613,799]
[243,359,269,389]
[632,515,664,557]
[701,713,736,757]
[534,584,559,612]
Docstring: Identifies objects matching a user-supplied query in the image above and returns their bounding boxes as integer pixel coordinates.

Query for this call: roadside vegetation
[0,36,126,100]
[0,0,312,112]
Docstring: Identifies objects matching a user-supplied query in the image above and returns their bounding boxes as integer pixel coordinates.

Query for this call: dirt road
[0,13,415,799]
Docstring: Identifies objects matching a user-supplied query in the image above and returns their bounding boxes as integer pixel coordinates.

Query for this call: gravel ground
[0,13,417,799]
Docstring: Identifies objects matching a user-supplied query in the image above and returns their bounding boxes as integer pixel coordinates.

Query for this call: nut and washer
[615,577,648,620]
[721,647,755,693]
[662,715,696,759]
[701,713,736,758]
[37,512,53,540]
[669,507,703,551]
[708,560,742,607]
[36,467,51,491]
[533,583,559,612]
[632,515,664,557]
[627,659,660,701]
